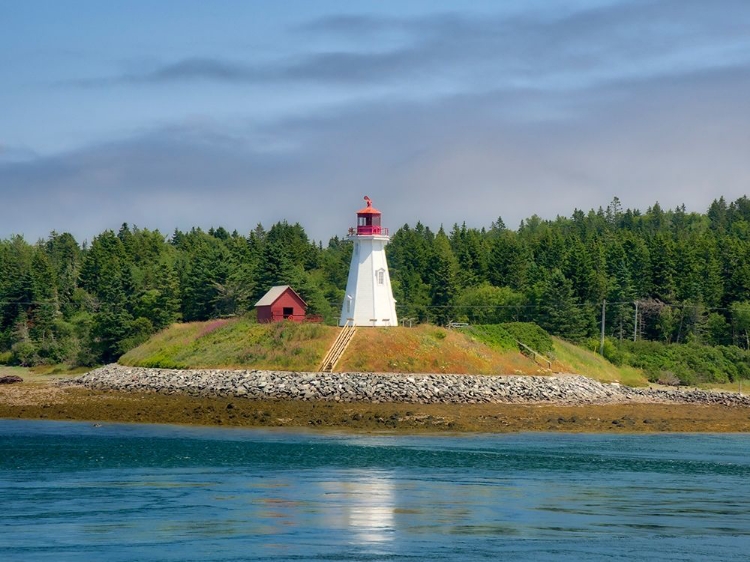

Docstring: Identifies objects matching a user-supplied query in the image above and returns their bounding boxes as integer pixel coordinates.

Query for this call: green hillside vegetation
[592,338,750,386]
[119,319,648,385]
[120,318,336,371]
[337,324,544,375]
[552,338,646,387]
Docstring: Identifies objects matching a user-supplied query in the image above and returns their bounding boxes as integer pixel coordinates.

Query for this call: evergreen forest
[3,196,750,384]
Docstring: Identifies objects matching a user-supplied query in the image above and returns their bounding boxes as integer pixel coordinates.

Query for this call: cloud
[7,1,750,243]
[295,13,403,36]
[4,58,750,244]
[141,58,265,83]
[0,125,298,242]
[71,1,750,93]
[0,144,38,164]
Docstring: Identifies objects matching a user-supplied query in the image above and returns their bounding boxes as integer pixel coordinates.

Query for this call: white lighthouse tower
[339,196,398,327]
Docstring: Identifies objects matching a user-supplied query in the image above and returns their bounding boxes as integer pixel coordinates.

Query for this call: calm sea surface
[1,420,750,561]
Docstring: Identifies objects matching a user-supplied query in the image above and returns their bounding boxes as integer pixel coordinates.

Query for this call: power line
[0,301,60,306]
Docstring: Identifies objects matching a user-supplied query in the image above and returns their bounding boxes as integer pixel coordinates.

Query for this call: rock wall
[61,365,750,407]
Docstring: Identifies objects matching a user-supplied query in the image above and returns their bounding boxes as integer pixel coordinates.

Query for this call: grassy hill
[551,338,646,387]
[119,318,335,371]
[119,318,648,386]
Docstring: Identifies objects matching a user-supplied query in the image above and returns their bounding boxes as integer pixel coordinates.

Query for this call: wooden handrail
[319,321,357,372]
[517,340,552,369]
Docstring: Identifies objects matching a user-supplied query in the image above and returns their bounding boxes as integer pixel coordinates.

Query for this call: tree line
[2,196,750,367]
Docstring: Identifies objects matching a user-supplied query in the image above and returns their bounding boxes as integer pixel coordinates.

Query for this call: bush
[656,371,681,386]
[117,317,155,355]
[0,350,12,365]
[614,340,745,385]
[585,337,635,366]
[469,325,516,351]
[11,342,39,367]
[469,323,554,356]
[36,339,74,365]
[501,322,554,355]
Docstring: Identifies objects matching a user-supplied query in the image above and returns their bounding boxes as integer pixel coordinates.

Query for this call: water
[2,420,750,561]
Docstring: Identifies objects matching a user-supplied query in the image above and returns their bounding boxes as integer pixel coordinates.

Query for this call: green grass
[552,337,648,387]
[120,318,338,370]
[337,325,543,375]
[0,364,90,382]
[0,366,28,377]
[698,380,748,393]
[119,319,650,386]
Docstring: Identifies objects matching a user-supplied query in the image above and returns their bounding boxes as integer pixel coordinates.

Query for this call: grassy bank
[117,319,648,384]
[120,318,336,370]
[552,338,647,387]
[120,319,555,374]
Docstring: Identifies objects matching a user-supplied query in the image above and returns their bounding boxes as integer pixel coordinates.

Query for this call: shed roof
[255,285,307,307]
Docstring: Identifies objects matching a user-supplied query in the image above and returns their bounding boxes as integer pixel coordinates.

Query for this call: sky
[2,0,749,244]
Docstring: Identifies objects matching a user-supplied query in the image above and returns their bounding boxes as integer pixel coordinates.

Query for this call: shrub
[118,317,155,355]
[36,339,73,365]
[469,323,554,355]
[469,325,516,351]
[501,322,554,355]
[599,337,629,366]
[656,371,681,386]
[11,342,39,367]
[615,340,744,385]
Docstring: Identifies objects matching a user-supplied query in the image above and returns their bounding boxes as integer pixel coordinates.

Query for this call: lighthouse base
[339,317,395,328]
[339,235,398,327]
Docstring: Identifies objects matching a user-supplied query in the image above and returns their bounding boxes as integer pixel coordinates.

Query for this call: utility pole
[600,299,606,355]
[633,300,639,342]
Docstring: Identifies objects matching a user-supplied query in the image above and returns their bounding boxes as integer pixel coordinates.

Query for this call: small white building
[339,196,398,327]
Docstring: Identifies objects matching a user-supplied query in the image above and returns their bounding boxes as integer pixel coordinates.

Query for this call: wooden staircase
[318,321,357,373]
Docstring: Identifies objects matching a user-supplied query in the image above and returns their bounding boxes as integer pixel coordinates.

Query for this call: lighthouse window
[377,270,385,285]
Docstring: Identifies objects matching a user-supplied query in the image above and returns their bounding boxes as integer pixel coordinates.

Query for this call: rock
[56,364,750,409]
[0,375,23,384]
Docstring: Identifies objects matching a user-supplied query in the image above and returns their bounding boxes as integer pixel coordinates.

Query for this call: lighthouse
[339,196,398,327]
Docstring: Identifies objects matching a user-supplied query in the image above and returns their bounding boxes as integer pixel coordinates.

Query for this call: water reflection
[318,470,396,544]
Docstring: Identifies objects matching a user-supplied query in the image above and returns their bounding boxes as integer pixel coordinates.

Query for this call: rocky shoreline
[62,364,750,407]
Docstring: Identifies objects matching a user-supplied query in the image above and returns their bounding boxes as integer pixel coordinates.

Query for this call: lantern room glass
[357,213,382,235]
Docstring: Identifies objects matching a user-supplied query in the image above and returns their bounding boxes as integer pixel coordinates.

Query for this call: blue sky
[2,0,749,243]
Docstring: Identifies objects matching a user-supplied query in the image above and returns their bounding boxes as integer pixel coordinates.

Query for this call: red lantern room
[354,196,388,236]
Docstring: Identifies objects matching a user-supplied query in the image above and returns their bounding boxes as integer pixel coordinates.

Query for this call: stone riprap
[60,365,750,407]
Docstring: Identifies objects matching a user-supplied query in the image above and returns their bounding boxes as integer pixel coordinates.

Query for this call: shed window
[283,307,293,319]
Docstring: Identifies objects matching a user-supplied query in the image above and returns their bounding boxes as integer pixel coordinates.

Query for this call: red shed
[255,285,307,323]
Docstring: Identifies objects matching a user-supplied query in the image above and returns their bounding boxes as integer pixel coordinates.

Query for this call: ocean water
[1,420,750,561]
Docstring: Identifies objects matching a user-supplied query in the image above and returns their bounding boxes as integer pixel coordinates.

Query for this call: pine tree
[180,235,230,321]
[427,230,459,326]
[537,269,589,341]
[488,232,529,290]
[649,233,676,302]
